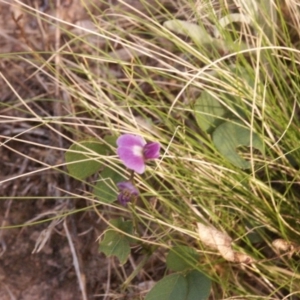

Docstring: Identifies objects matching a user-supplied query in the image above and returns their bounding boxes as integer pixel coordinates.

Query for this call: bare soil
[0,1,166,299]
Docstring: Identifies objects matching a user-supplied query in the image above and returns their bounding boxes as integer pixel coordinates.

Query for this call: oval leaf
[164,20,212,45]
[214,13,252,39]
[194,91,227,132]
[103,135,117,149]
[99,230,130,265]
[212,121,264,169]
[145,274,187,300]
[166,246,199,272]
[65,140,109,179]
[99,219,133,264]
[194,65,256,133]
[186,270,211,300]
[110,218,134,234]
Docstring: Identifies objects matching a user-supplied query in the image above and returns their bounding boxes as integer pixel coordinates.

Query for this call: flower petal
[117,147,145,174]
[143,142,160,160]
[117,181,139,205]
[117,134,146,148]
[117,134,147,173]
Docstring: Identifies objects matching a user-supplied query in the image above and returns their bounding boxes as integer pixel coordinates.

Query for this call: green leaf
[212,121,264,169]
[99,219,133,264]
[163,20,213,46]
[186,270,211,300]
[166,246,199,272]
[65,140,109,180]
[226,65,255,94]
[145,274,187,300]
[99,230,130,264]
[110,218,134,234]
[194,91,227,132]
[103,135,117,149]
[214,13,253,39]
[194,65,256,133]
[93,167,126,203]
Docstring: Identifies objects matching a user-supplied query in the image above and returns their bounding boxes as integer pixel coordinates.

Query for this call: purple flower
[117,134,160,174]
[117,181,139,205]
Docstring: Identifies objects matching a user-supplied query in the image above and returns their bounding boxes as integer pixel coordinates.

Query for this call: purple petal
[117,134,147,173]
[117,193,128,206]
[117,181,139,195]
[117,181,139,206]
[117,134,146,148]
[143,142,160,160]
[117,147,145,174]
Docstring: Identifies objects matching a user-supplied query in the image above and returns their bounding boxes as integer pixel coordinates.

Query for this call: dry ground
[0,0,168,299]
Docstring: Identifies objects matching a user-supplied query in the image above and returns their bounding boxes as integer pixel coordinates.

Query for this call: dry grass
[1,0,300,299]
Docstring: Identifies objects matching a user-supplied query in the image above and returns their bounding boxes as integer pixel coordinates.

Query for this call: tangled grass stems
[1,0,300,298]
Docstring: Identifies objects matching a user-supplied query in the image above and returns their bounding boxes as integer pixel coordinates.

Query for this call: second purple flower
[117,134,160,174]
[117,181,139,206]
